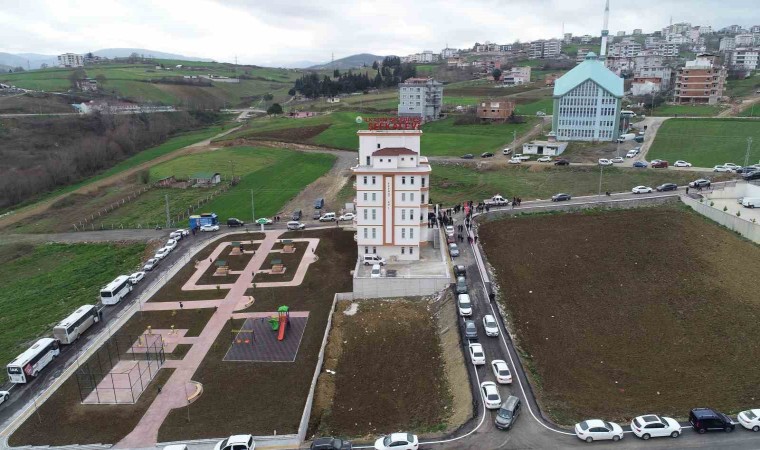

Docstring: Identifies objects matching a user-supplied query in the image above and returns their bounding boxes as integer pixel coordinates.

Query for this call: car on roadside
[689,179,711,188]
[502,147,512,155]
[370,264,382,278]
[129,271,146,285]
[574,419,624,443]
[611,157,624,164]
[736,166,758,174]
[598,158,613,166]
[464,320,478,340]
[674,160,692,167]
[448,243,460,257]
[200,224,220,232]
[313,210,323,220]
[287,221,306,230]
[468,343,486,365]
[445,225,455,236]
[457,294,472,317]
[143,258,159,271]
[338,212,355,221]
[554,159,570,166]
[480,381,502,409]
[631,414,682,440]
[491,359,512,384]
[508,158,521,164]
[446,234,456,244]
[483,315,499,336]
[551,193,571,202]
[656,183,678,192]
[454,265,466,278]
[214,435,255,450]
[154,247,170,260]
[481,152,494,158]
[0,390,9,406]
[689,408,735,434]
[537,156,553,162]
[319,213,336,222]
[291,210,302,221]
[455,276,468,294]
[651,160,668,168]
[258,217,275,225]
[169,230,184,241]
[164,239,177,252]
[514,154,531,161]
[495,396,521,430]
[374,433,418,450]
[633,161,648,168]
[461,154,474,159]
[625,149,638,158]
[713,165,732,173]
[743,171,760,181]
[723,163,740,170]
[310,437,352,450]
[227,218,245,227]
[737,409,760,432]
[632,185,653,194]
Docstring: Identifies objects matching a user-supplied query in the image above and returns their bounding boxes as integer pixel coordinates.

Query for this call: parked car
[165,239,177,251]
[257,217,274,225]
[455,276,468,294]
[514,154,531,161]
[674,160,692,167]
[373,433,418,450]
[0,391,9,406]
[200,224,220,232]
[287,221,306,230]
[736,166,758,174]
[483,315,499,337]
[169,230,184,240]
[457,294,472,317]
[446,234,456,244]
[338,212,355,221]
[574,419,624,443]
[632,185,653,194]
[502,147,512,155]
[481,152,494,158]
[370,264,382,278]
[227,218,244,227]
[611,157,624,164]
[633,161,648,168]
[737,409,760,432]
[461,154,474,159]
[176,228,190,237]
[651,160,669,168]
[689,179,711,188]
[631,415,682,440]
[598,158,613,166]
[463,320,478,340]
[129,271,146,285]
[743,171,760,181]
[445,225,455,236]
[291,210,302,221]
[723,163,740,170]
[491,359,512,384]
[713,165,732,172]
[154,247,170,260]
[214,435,255,450]
[689,408,735,434]
[314,198,325,209]
[537,156,553,162]
[454,265,466,278]
[449,243,460,257]
[319,212,336,222]
[551,193,571,202]
[313,210,323,220]
[554,159,570,166]
[480,381,502,409]
[362,255,386,266]
[310,437,352,450]
[625,150,638,158]
[468,343,486,365]
[495,396,521,430]
[508,158,522,164]
[656,183,678,192]
[143,258,159,271]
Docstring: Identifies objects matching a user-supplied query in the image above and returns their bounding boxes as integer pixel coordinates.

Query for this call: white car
[502,147,512,155]
[154,247,170,260]
[491,359,512,384]
[482,315,499,336]
[214,435,255,450]
[468,343,486,365]
[129,271,146,285]
[165,239,177,251]
[631,415,681,439]
[537,156,552,162]
[508,158,522,164]
[143,258,159,271]
[338,213,355,221]
[625,150,637,158]
[723,163,739,170]
[258,217,275,225]
[738,409,760,432]
[611,157,625,164]
[632,186,653,194]
[516,154,531,161]
[370,264,382,278]
[575,419,624,443]
[169,231,183,240]
[480,381,502,409]
[445,225,455,236]
[200,224,220,232]
[457,294,472,317]
[713,165,732,172]
[674,160,692,167]
[374,433,418,450]
[0,390,9,405]
[598,158,613,166]
[176,228,190,236]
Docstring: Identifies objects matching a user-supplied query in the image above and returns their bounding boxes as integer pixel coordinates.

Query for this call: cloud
[0,0,757,66]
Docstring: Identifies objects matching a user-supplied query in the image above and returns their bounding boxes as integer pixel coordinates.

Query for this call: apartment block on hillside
[673,54,727,105]
[397,78,443,122]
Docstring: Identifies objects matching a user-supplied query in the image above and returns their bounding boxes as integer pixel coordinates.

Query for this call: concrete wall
[682,195,760,243]
[705,182,760,200]
[352,275,451,298]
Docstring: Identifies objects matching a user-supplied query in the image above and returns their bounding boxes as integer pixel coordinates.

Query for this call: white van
[741,197,760,208]
[370,264,382,278]
[362,254,386,266]
[319,212,336,222]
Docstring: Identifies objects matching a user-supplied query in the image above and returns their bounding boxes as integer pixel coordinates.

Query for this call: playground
[9,228,355,447]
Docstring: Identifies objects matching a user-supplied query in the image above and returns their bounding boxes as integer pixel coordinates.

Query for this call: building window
[365,246,369,254]
[401,176,406,185]
[363,228,368,239]
[371,176,376,185]
[379,158,383,162]
[410,228,414,239]
[372,209,376,220]
[411,209,415,219]
[402,209,406,220]
[402,192,406,201]
[421,177,425,187]
[363,192,368,201]
[363,176,367,184]
[377,143,381,148]
[410,176,415,185]
[410,193,415,202]
[402,228,406,238]
[421,193,426,204]
[373,246,377,254]
[366,156,370,165]
[409,247,414,255]
[372,192,376,201]
[401,247,405,254]
[363,209,368,220]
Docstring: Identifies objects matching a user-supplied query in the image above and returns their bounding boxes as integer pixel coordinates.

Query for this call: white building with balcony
[352,123,431,261]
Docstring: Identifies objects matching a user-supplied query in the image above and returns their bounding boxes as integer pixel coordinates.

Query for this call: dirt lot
[250,124,331,142]
[309,299,452,438]
[157,228,356,441]
[479,206,760,425]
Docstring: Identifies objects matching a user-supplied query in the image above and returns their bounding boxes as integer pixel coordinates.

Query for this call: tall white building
[353,118,431,261]
[58,53,84,68]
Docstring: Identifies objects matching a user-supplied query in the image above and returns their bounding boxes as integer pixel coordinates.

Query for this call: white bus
[7,338,60,384]
[100,275,133,305]
[53,304,100,344]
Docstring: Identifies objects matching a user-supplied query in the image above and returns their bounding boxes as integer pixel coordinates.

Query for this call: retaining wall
[682,195,760,243]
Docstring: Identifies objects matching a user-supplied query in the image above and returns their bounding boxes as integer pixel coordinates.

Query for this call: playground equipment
[277,305,289,341]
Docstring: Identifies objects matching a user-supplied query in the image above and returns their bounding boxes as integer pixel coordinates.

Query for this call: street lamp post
[745,137,754,168]
[598,164,604,197]
[250,189,255,223]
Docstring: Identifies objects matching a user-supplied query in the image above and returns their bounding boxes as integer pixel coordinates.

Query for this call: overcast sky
[1,0,758,67]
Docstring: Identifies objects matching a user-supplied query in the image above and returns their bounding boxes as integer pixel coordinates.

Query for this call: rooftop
[372,147,417,156]
[553,52,624,98]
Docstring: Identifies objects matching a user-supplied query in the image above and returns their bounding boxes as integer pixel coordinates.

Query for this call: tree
[263,93,274,101]
[333,69,340,78]
[95,74,107,86]
[267,103,283,115]
[288,88,296,96]
[492,68,502,81]
[68,68,86,89]
[372,61,379,70]
[12,66,25,72]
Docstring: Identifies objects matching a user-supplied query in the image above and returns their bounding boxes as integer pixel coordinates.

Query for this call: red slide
[277,315,288,341]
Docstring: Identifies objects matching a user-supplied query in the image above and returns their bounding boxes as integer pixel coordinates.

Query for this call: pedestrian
[179,302,184,309]
[157,385,163,394]
[474,235,478,244]
[686,186,690,194]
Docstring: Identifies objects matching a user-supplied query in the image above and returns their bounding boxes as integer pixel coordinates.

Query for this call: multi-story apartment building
[441,48,458,58]
[730,48,759,70]
[645,37,662,48]
[501,66,531,85]
[673,54,727,105]
[580,35,593,44]
[719,37,736,51]
[616,31,626,37]
[608,41,642,57]
[699,26,713,34]
[353,118,431,261]
[666,34,689,45]
[735,34,755,47]
[688,27,701,43]
[476,98,515,121]
[656,43,679,57]
[634,52,664,69]
[57,53,84,68]
[634,66,673,88]
[564,33,573,43]
[751,25,760,34]
[605,56,635,75]
[632,29,643,35]
[397,78,443,122]
[551,52,623,142]
[529,39,561,59]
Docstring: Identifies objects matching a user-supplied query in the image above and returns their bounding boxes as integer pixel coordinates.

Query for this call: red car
[651,160,669,168]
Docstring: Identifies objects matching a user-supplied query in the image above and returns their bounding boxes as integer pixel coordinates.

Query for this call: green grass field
[726,74,760,98]
[651,104,725,117]
[421,117,537,156]
[515,98,554,115]
[739,103,760,117]
[431,163,715,205]
[647,119,760,167]
[98,147,335,226]
[0,242,146,367]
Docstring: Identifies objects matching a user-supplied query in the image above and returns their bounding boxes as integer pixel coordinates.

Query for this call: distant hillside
[308,53,386,70]
[92,48,214,62]
[0,53,57,70]
[0,49,213,70]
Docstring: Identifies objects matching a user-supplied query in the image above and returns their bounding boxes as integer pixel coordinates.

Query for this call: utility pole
[512,130,517,150]
[251,189,255,223]
[745,137,754,167]
[598,164,604,197]
[164,194,170,228]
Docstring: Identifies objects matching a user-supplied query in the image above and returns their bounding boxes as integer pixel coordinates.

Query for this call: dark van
[689,408,735,434]
[314,198,325,209]
[227,218,244,227]
[495,395,522,430]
